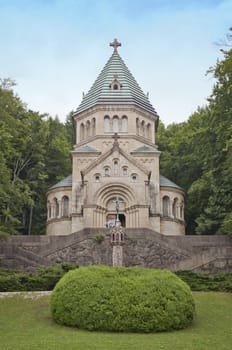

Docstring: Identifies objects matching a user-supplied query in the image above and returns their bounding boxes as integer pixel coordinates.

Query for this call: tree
[0,84,72,236]
[157,28,232,235]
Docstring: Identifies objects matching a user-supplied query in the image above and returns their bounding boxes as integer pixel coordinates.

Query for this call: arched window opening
[122,166,128,176]
[114,160,119,176]
[91,118,96,136]
[141,121,145,137]
[121,116,128,132]
[54,198,59,218]
[131,173,137,182]
[147,123,151,139]
[80,123,85,141]
[95,174,101,182]
[136,118,139,135]
[162,196,170,217]
[62,196,69,217]
[113,116,119,133]
[48,201,51,219]
[172,198,178,219]
[104,167,110,176]
[110,77,121,91]
[180,203,184,219]
[86,120,91,137]
[104,116,110,132]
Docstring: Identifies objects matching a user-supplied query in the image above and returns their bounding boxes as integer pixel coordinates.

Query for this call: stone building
[46,39,185,236]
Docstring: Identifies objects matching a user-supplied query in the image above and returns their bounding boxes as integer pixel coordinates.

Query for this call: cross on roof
[110,38,121,51]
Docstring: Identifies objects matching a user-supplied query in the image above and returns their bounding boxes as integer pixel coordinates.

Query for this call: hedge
[175,271,232,292]
[0,266,231,293]
[51,266,195,333]
[0,263,78,292]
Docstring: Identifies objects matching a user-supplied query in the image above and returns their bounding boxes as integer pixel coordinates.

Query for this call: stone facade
[46,40,185,236]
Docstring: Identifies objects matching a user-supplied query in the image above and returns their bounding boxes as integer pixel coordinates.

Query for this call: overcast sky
[0,0,231,126]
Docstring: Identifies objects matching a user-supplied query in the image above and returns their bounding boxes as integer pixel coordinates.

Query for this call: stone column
[110,226,125,267]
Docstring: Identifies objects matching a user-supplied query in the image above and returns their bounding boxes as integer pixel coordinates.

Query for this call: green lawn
[0,292,231,350]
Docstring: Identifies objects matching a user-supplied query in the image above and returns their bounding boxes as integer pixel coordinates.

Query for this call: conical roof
[74,40,158,118]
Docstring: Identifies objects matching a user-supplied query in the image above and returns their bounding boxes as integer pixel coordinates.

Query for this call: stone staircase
[0,229,231,273]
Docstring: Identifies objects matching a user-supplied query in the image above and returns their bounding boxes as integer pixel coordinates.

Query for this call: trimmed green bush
[50,266,195,333]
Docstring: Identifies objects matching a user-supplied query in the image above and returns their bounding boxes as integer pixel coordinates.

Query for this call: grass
[0,292,231,350]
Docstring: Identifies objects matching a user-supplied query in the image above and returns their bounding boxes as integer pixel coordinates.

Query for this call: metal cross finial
[110,38,121,51]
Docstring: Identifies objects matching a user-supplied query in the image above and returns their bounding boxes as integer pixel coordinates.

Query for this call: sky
[0,0,231,126]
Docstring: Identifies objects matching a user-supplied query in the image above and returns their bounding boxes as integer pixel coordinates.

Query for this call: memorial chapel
[46,39,185,236]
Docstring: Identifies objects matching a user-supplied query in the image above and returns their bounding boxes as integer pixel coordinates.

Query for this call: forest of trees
[157,29,232,235]
[0,83,73,237]
[0,30,231,237]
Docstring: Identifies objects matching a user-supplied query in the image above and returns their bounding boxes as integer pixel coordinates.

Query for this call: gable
[82,143,150,178]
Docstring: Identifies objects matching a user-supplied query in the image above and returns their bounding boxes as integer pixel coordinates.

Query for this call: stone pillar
[112,245,123,267]
[110,226,125,267]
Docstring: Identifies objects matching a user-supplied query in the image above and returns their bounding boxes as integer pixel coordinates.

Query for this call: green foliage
[65,111,76,147]
[94,233,105,243]
[176,271,232,292]
[157,29,232,235]
[0,84,72,235]
[51,266,195,333]
[0,263,78,292]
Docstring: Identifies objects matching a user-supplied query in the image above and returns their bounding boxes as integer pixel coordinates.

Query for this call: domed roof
[49,175,72,190]
[160,175,183,190]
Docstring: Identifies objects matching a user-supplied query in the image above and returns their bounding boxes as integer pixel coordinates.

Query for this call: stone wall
[0,228,231,273]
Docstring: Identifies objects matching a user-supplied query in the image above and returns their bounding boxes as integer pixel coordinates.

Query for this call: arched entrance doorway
[94,183,136,228]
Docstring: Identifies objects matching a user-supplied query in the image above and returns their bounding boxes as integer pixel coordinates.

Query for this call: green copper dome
[74,40,159,118]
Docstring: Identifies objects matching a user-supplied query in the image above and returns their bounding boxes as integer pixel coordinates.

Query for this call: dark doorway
[119,214,126,227]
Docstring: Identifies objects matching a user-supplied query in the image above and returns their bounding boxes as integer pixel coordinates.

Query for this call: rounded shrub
[50,266,195,333]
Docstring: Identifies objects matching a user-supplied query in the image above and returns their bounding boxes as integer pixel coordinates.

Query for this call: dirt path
[0,291,52,299]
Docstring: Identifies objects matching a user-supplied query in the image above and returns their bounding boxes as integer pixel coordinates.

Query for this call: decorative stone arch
[131,173,138,182]
[47,200,51,219]
[136,118,139,135]
[172,197,178,219]
[86,120,91,137]
[94,173,101,183]
[110,78,121,90]
[146,123,151,139]
[162,196,170,217]
[80,123,85,141]
[180,201,184,220]
[122,165,128,176]
[62,196,69,217]
[53,197,59,218]
[103,165,111,176]
[104,115,110,132]
[113,158,119,176]
[91,117,96,136]
[93,183,137,228]
[121,115,128,132]
[113,115,119,133]
[141,120,145,137]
